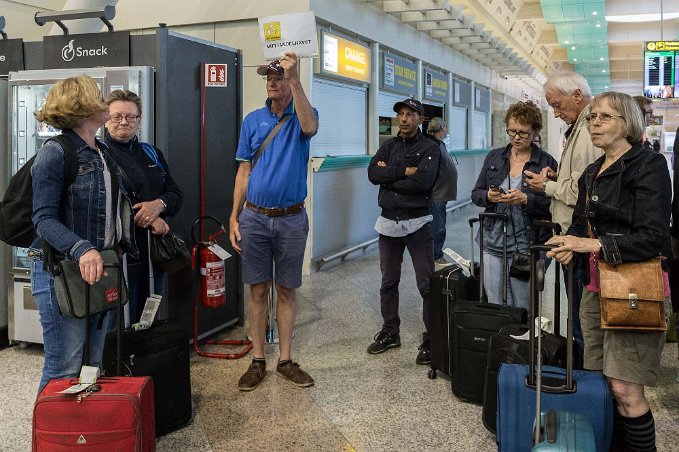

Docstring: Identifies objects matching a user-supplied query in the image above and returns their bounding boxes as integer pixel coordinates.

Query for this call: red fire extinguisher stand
[191,215,252,359]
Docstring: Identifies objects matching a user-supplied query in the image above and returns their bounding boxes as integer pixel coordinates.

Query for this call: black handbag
[53,249,128,318]
[151,232,191,273]
[509,251,531,281]
[508,204,531,282]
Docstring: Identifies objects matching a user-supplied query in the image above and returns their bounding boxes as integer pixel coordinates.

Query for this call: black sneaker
[367,330,401,354]
[416,333,430,365]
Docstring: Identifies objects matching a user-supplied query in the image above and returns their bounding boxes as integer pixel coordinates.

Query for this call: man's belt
[245,201,304,217]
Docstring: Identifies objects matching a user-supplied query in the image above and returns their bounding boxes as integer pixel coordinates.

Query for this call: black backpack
[0,134,78,248]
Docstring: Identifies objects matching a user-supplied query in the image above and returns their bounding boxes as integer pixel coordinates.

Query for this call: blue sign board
[381,52,418,96]
[424,70,448,103]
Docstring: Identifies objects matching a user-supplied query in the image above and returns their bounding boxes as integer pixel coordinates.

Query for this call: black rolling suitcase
[103,232,192,436]
[449,212,527,403]
[428,218,481,379]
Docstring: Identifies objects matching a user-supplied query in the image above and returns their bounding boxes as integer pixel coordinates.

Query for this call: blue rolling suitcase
[531,254,595,451]
[497,246,613,452]
[532,411,596,451]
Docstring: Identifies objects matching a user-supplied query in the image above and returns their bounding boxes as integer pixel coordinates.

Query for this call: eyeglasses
[263,76,285,83]
[584,113,625,123]
[506,128,532,139]
[109,114,140,123]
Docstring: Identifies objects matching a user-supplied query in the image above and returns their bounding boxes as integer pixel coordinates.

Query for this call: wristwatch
[159,199,168,211]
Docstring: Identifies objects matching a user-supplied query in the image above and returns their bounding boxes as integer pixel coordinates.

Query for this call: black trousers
[378,223,434,335]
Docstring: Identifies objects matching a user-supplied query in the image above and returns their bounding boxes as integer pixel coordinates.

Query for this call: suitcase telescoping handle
[532,220,562,334]
[468,218,478,279]
[528,244,575,393]
[478,212,509,305]
[83,260,124,376]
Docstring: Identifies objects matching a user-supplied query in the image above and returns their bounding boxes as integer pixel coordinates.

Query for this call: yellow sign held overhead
[258,12,318,60]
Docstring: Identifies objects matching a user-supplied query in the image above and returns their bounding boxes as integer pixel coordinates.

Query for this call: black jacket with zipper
[368,129,439,221]
[567,141,672,280]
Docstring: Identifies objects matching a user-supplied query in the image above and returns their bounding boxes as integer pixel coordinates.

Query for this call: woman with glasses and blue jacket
[104,90,183,324]
[31,76,138,393]
[471,101,558,310]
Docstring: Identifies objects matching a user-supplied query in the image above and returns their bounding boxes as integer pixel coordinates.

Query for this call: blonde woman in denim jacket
[31,76,137,393]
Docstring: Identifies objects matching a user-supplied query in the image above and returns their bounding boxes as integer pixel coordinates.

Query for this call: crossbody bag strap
[252,113,291,169]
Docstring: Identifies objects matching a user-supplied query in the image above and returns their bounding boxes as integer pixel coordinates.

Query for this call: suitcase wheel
[428,368,437,379]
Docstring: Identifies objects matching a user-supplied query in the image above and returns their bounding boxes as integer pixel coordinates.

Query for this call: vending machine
[7,66,153,345]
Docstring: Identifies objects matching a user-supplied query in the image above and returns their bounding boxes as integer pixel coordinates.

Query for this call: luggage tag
[443,247,471,276]
[509,316,553,340]
[208,243,231,261]
[135,294,162,330]
[58,366,100,394]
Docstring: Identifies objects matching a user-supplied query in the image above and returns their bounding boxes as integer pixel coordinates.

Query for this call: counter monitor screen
[643,41,679,98]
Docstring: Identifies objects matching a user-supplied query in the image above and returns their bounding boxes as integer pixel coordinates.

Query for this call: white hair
[544,71,592,98]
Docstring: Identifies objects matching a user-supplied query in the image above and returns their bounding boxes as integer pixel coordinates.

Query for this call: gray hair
[427,117,446,134]
[591,92,644,143]
[544,71,592,98]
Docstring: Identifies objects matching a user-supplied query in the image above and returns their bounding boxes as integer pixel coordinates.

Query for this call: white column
[368,42,380,155]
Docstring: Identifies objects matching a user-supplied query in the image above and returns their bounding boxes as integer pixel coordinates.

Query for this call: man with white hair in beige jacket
[524,71,603,354]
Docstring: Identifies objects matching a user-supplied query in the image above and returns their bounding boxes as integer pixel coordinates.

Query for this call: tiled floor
[2,205,678,451]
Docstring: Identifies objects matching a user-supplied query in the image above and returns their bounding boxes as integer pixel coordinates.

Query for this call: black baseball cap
[393,98,424,116]
[257,60,284,76]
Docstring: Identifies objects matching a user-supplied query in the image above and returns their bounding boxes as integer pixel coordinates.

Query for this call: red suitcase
[33,376,155,451]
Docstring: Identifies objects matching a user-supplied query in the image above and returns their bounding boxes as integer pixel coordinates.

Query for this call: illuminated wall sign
[643,41,679,98]
[321,32,371,83]
[381,51,418,96]
[423,69,449,103]
[43,31,130,68]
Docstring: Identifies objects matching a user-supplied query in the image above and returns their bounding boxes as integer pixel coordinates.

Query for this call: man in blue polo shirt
[229,52,318,392]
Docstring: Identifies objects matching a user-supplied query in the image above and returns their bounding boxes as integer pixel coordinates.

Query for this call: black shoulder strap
[252,114,292,169]
[46,134,78,188]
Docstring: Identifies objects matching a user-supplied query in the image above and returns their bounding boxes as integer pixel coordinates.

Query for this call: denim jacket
[471,143,558,244]
[567,142,672,278]
[30,129,138,261]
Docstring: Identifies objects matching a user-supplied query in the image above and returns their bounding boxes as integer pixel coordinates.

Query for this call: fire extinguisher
[191,215,227,308]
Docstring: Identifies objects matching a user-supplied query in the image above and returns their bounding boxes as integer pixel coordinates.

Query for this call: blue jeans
[482,252,530,311]
[431,201,448,260]
[32,260,111,394]
[378,224,434,334]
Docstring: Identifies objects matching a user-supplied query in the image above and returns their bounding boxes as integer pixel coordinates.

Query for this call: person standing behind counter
[105,90,184,324]
[425,117,457,268]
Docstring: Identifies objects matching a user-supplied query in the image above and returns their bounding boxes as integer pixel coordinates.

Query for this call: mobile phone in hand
[489,185,505,194]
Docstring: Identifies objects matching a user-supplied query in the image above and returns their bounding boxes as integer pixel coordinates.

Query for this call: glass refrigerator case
[7,66,154,345]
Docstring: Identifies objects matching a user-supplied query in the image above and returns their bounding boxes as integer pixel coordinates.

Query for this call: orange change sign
[322,32,371,83]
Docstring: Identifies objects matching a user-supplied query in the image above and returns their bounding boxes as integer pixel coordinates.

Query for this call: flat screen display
[643,41,679,98]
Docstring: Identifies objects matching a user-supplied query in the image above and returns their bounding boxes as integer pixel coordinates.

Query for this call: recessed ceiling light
[571,46,576,50]
[595,23,601,28]
[573,58,578,62]
[606,12,679,23]
[601,69,606,73]
[604,85,608,88]
[565,40,569,44]
[600,57,605,61]
[592,11,598,16]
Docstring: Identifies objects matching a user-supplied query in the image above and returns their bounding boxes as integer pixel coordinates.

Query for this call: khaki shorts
[579,288,671,387]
